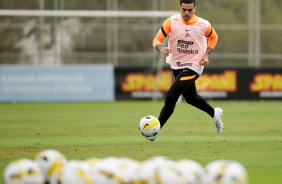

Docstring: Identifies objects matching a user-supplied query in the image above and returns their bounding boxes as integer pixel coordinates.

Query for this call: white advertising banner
[0,65,114,102]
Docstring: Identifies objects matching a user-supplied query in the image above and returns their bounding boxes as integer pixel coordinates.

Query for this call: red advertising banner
[249,73,282,98]
[115,68,173,99]
[115,67,282,100]
[196,70,237,99]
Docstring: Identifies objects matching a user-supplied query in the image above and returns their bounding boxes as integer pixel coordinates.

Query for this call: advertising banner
[115,67,282,100]
[243,68,282,99]
[0,65,114,102]
[115,67,174,100]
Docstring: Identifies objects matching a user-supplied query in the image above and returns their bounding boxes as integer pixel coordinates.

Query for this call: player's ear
[194,6,197,12]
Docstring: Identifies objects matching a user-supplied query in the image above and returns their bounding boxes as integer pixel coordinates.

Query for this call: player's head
[179,0,197,21]
[180,0,196,6]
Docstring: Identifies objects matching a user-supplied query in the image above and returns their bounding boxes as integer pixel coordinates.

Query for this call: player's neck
[181,15,198,25]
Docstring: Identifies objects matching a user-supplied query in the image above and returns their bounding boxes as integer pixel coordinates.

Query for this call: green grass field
[1,101,282,183]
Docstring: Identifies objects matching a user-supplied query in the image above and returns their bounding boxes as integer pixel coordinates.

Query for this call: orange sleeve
[205,23,218,49]
[152,18,171,50]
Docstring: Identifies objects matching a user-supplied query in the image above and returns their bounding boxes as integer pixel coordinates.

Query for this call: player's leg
[182,82,214,117]
[158,69,199,128]
[182,83,224,133]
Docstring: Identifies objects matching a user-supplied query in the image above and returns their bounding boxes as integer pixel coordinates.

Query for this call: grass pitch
[0,101,282,183]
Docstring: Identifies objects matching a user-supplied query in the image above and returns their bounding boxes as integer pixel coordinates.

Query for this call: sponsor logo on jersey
[177,40,198,54]
[177,62,192,67]
[185,30,191,37]
[178,40,193,47]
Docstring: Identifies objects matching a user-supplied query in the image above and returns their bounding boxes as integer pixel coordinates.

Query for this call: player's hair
[180,0,196,6]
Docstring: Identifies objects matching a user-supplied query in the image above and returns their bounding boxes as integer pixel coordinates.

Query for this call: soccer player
[148,0,223,141]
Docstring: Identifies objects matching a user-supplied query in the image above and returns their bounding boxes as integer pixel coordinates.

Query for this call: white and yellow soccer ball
[139,115,161,137]
[60,160,93,184]
[34,149,67,183]
[204,159,248,184]
[88,156,124,184]
[176,159,205,184]
[3,158,44,184]
[140,156,180,184]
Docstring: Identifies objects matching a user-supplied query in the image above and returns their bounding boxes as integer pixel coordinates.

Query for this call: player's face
[179,3,197,21]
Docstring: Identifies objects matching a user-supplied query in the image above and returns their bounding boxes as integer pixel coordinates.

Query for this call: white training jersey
[166,14,209,75]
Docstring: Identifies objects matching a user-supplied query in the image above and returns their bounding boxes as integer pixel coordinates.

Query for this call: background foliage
[0,0,281,66]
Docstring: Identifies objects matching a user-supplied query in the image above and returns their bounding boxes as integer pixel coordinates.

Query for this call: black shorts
[168,69,200,100]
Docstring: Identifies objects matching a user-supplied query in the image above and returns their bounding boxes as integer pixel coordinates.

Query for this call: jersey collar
[181,15,199,25]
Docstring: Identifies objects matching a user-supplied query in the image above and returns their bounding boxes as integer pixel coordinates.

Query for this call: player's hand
[200,53,209,66]
[159,47,171,57]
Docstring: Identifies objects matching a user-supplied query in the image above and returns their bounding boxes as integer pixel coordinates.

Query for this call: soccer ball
[140,156,177,184]
[176,159,205,184]
[204,159,248,184]
[61,160,92,184]
[4,158,44,184]
[35,149,67,182]
[139,115,160,137]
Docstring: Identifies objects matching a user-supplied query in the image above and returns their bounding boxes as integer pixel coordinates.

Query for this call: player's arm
[201,23,218,66]
[205,23,218,52]
[152,18,171,56]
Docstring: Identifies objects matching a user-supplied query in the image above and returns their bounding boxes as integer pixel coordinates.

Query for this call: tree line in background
[0,0,281,65]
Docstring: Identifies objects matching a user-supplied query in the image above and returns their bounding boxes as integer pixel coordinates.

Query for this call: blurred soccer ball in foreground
[4,158,44,184]
[204,159,248,184]
[139,115,160,137]
[35,149,67,183]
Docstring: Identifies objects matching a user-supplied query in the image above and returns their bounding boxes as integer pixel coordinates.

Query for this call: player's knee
[185,94,199,106]
[185,97,193,105]
[185,94,204,106]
